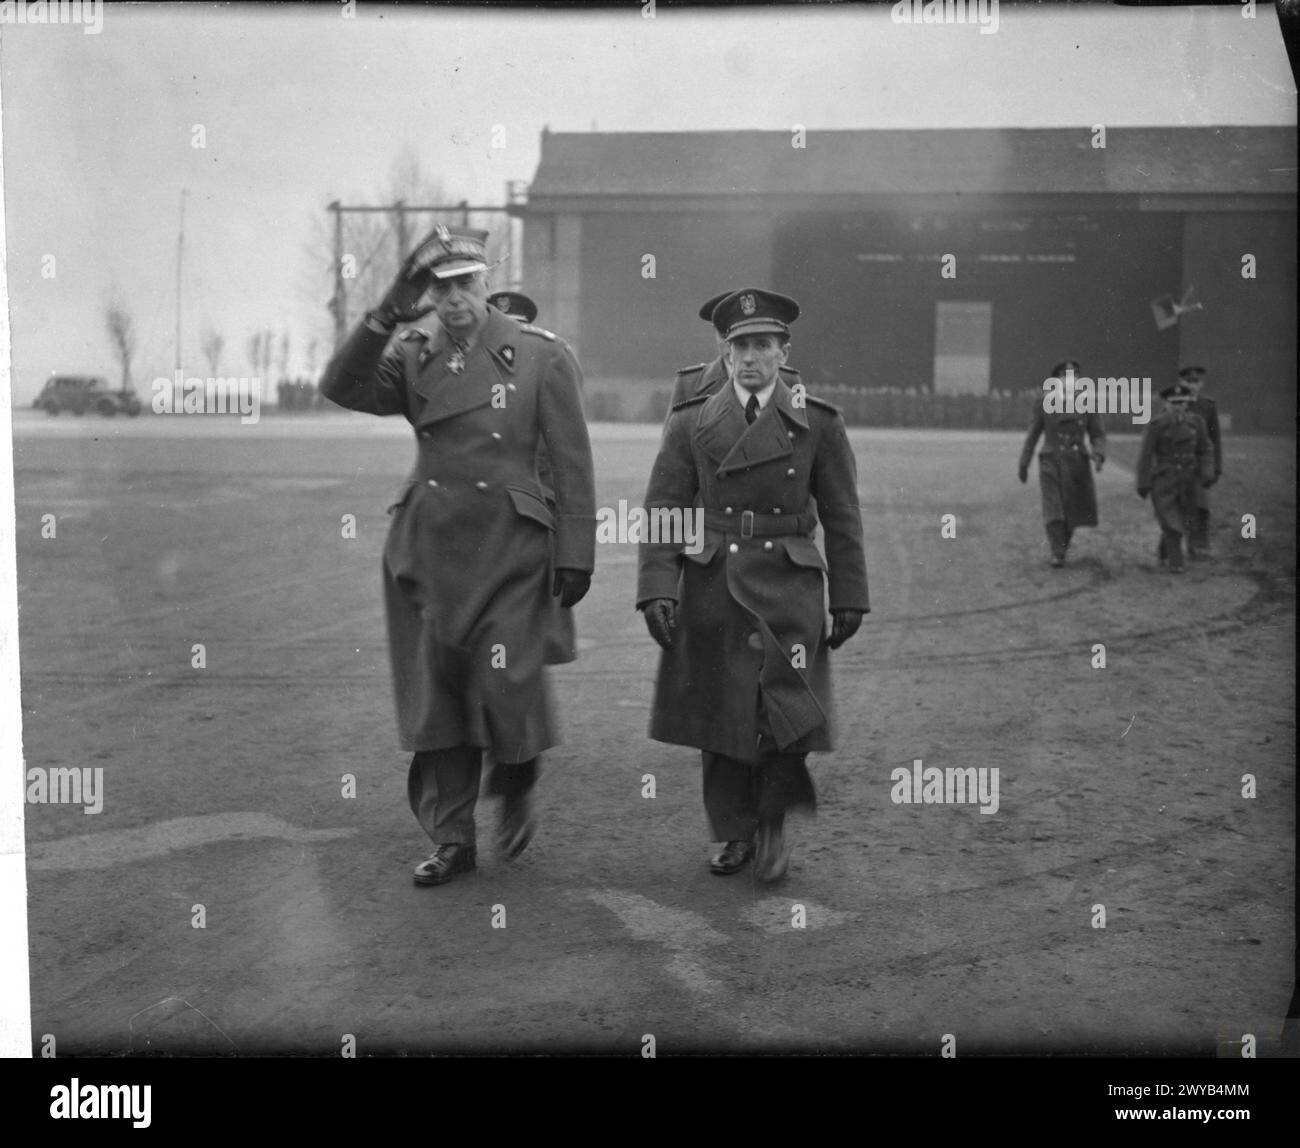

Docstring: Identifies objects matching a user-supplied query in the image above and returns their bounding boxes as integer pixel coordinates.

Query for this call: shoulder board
[670,394,710,412]
[778,364,802,377]
[804,394,842,414]
[398,327,431,342]
[675,363,707,376]
[519,323,558,342]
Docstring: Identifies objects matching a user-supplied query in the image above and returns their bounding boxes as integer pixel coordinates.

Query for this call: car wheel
[125,401,142,417]
[43,401,59,416]
[97,399,118,417]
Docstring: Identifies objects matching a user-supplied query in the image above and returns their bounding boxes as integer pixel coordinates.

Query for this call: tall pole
[330,200,345,350]
[175,189,188,374]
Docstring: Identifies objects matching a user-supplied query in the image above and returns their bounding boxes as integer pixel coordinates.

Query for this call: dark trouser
[1157,529,1185,570]
[701,747,816,842]
[1046,520,1073,558]
[1190,507,1211,552]
[407,747,537,846]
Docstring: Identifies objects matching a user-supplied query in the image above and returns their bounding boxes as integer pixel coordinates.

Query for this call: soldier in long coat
[321,227,596,886]
[1178,365,1222,557]
[1136,381,1214,573]
[667,289,802,411]
[638,289,869,883]
[1018,359,1107,567]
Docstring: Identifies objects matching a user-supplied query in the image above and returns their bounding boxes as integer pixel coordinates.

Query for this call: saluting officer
[1177,365,1222,558]
[320,226,596,886]
[668,289,802,410]
[1018,359,1106,567]
[637,288,869,882]
[1136,380,1214,574]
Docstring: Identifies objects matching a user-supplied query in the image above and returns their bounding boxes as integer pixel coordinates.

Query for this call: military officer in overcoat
[1178,365,1222,558]
[667,289,802,411]
[638,288,869,882]
[1137,380,1214,573]
[1018,359,1107,567]
[320,227,596,886]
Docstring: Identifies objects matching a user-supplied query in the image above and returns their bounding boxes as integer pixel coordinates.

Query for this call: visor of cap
[724,317,791,339]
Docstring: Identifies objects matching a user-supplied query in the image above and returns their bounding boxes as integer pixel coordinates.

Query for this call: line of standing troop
[1018,362,1222,572]
[321,226,869,888]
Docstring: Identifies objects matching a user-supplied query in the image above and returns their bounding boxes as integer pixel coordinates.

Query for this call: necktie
[745,394,760,425]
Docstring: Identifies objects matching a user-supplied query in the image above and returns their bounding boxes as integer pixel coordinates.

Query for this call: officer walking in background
[638,288,869,883]
[668,289,802,411]
[1018,359,1107,567]
[1137,380,1214,574]
[1178,365,1222,558]
[320,226,596,886]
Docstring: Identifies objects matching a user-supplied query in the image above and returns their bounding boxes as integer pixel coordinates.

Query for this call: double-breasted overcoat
[320,308,596,762]
[637,380,869,763]
[1018,407,1107,529]
[1136,408,1213,533]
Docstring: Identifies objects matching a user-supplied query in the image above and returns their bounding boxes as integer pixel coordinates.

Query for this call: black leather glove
[552,568,591,609]
[642,598,677,650]
[1093,454,1105,473]
[372,244,442,326]
[1018,466,1029,484]
[1137,487,1150,500]
[826,608,864,650]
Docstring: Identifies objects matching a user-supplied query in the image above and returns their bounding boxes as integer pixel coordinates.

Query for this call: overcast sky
[0,1,1294,402]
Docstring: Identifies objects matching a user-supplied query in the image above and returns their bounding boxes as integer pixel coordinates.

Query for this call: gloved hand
[1137,487,1149,500]
[372,244,442,326]
[826,608,864,650]
[1093,454,1105,473]
[1018,465,1029,484]
[642,598,677,650]
[552,568,591,608]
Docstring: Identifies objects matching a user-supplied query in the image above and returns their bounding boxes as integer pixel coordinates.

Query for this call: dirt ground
[12,410,1295,1055]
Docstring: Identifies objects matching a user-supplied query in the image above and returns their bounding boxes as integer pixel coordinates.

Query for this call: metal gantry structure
[326,181,528,349]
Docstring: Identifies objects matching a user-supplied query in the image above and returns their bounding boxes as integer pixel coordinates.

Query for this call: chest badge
[447,350,466,375]
[500,345,515,368]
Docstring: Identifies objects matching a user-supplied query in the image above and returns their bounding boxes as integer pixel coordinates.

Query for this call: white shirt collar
[733,377,777,413]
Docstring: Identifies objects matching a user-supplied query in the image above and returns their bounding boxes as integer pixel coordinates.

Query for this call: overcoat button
[475,481,488,490]
[788,431,795,439]
[427,479,438,488]
[747,633,763,650]
[725,506,733,513]
[772,507,781,513]
[728,543,739,554]
[491,432,502,441]
[506,383,517,392]
[786,468,796,477]
[764,541,774,551]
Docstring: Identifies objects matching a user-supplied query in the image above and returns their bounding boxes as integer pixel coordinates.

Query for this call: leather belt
[703,508,817,538]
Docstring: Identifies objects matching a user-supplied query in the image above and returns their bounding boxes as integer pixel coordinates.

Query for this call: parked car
[33,376,142,417]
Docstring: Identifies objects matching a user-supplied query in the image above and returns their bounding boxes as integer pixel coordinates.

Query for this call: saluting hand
[642,599,677,650]
[826,608,864,650]
[373,247,440,326]
[1017,466,1029,484]
[553,568,591,609]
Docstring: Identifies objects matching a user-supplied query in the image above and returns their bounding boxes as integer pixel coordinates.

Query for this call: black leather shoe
[709,840,754,876]
[498,793,535,861]
[754,819,792,883]
[412,843,477,886]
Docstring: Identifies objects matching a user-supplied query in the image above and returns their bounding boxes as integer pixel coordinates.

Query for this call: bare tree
[278,331,291,382]
[201,326,224,375]
[305,338,319,380]
[106,300,136,392]
[247,331,265,378]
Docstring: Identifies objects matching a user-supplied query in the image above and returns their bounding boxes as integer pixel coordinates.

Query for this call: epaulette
[519,323,557,342]
[670,394,710,412]
[398,327,431,342]
[778,364,802,377]
[804,393,842,414]
[675,363,707,376]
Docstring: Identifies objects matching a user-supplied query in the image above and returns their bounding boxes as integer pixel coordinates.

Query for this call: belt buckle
[740,510,754,539]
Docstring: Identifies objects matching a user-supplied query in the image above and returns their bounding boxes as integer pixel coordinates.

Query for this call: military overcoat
[1187,392,1222,513]
[637,380,869,763]
[1018,407,1107,529]
[1136,408,1213,533]
[320,308,596,762]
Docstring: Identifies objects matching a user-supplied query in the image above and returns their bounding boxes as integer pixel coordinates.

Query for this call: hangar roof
[525,126,1297,201]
